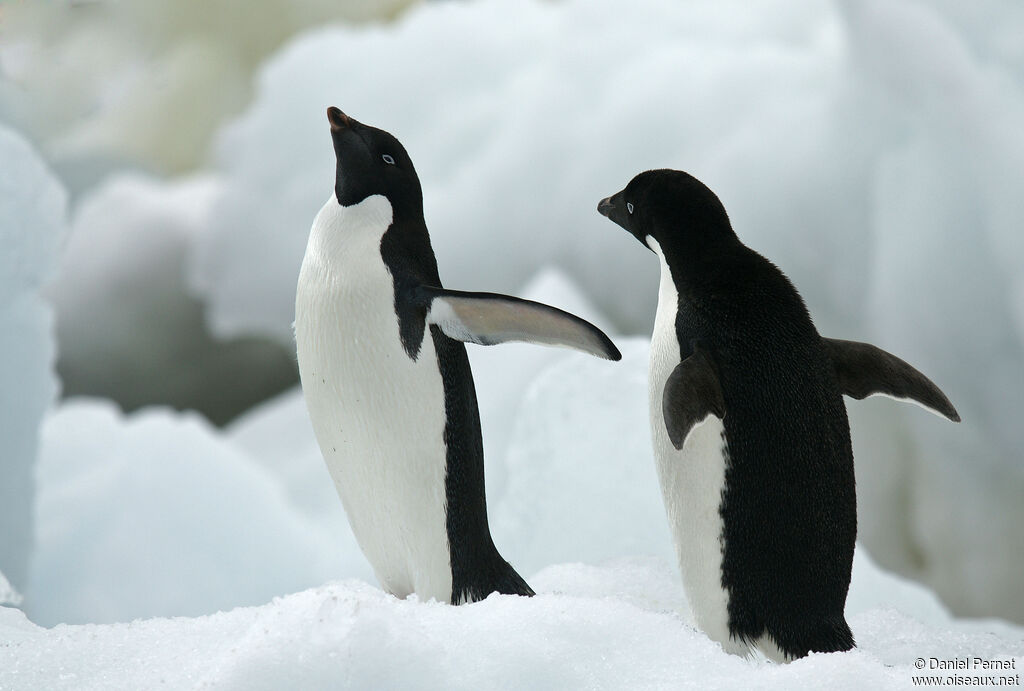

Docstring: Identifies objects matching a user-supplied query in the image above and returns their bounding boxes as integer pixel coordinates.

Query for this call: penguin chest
[647,241,737,651]
[294,195,452,602]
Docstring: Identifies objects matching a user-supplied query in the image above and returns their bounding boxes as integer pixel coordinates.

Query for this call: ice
[2,557,1021,691]
[46,173,296,424]
[491,338,672,574]
[0,0,418,185]
[0,570,22,607]
[190,0,852,341]
[186,0,1024,622]
[26,399,356,626]
[226,387,360,560]
[841,0,1024,621]
[0,125,67,592]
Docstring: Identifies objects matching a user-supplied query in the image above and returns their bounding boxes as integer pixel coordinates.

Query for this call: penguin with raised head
[295,108,620,605]
[597,169,959,661]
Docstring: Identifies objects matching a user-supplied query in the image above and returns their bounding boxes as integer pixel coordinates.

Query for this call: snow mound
[0,125,67,592]
[3,558,1021,691]
[47,173,296,424]
[492,338,671,574]
[26,399,358,626]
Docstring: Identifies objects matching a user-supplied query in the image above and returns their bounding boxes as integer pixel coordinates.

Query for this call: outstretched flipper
[663,344,726,449]
[822,338,960,422]
[420,286,621,361]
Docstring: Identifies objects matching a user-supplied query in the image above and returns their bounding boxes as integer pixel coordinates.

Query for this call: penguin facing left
[295,107,621,605]
[598,169,959,661]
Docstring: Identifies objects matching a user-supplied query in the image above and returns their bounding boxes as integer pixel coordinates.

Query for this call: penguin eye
[627,202,634,214]
[382,154,396,165]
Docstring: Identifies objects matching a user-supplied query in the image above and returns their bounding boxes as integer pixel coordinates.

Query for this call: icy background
[1,0,1023,686]
[0,125,66,595]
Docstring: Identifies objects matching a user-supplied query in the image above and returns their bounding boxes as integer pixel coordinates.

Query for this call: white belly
[294,195,453,602]
[646,239,745,655]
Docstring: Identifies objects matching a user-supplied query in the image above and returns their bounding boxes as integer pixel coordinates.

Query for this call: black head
[327,107,422,215]
[597,169,738,257]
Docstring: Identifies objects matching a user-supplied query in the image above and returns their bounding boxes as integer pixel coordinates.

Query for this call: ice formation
[26,399,356,627]
[0,125,66,591]
[0,0,418,182]
[46,174,295,424]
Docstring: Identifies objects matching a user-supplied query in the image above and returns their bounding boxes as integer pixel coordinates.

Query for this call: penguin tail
[808,616,856,655]
[492,562,535,598]
[452,558,534,604]
[760,616,855,661]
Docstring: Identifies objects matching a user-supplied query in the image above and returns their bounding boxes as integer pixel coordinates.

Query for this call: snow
[190,0,850,342]
[0,570,21,607]
[491,338,673,573]
[46,174,296,424]
[26,399,349,627]
[0,125,67,592]
[0,0,417,184]
[183,0,1024,622]
[2,555,1021,691]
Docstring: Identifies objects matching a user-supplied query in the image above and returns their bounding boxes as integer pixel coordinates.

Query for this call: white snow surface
[184,0,1024,621]
[0,125,66,592]
[2,555,1022,691]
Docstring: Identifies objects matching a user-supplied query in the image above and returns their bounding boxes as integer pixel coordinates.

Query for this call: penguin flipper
[663,346,726,450]
[822,338,960,422]
[420,286,621,361]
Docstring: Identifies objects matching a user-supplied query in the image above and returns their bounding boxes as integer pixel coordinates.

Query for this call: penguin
[295,107,621,605]
[597,169,959,661]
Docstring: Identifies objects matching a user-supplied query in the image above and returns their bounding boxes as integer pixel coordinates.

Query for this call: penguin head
[327,107,422,213]
[598,169,737,256]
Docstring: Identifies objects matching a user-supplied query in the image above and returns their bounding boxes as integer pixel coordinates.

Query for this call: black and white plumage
[295,108,620,605]
[598,169,959,661]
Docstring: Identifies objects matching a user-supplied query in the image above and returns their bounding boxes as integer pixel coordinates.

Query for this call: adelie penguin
[295,108,620,605]
[598,169,959,661]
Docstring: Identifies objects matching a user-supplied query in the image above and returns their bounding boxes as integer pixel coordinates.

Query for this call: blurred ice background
[1,0,1023,684]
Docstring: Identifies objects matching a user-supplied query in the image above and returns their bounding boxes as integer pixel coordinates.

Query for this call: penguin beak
[597,191,648,249]
[327,106,352,132]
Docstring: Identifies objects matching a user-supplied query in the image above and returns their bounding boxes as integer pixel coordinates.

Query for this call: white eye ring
[627,202,634,214]
[382,154,396,165]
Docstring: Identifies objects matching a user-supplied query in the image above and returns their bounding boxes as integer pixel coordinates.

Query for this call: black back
[327,109,532,602]
[602,170,856,657]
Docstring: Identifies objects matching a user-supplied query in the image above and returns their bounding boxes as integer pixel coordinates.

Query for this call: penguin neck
[648,237,682,346]
[311,194,394,259]
[646,232,741,303]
